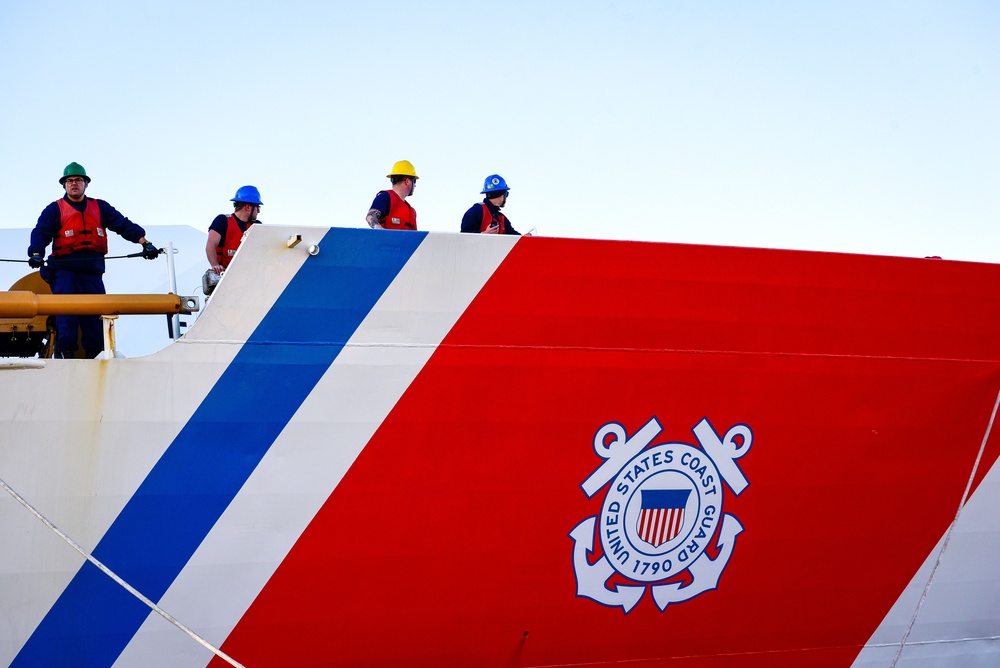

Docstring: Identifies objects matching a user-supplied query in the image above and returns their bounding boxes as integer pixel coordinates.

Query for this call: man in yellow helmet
[366,160,418,230]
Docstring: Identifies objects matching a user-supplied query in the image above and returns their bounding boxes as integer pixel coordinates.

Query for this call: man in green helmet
[27,162,160,358]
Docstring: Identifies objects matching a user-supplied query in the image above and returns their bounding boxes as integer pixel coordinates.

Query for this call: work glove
[28,253,43,268]
[141,241,160,260]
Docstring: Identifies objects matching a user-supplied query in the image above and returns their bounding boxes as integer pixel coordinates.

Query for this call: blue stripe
[14,228,427,667]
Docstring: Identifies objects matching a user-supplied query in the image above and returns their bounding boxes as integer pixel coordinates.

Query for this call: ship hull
[3,226,1000,666]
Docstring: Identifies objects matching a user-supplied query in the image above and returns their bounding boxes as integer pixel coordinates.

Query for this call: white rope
[889,384,1000,666]
[0,475,245,668]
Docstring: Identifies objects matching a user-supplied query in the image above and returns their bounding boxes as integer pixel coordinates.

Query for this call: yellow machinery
[0,272,55,358]
[0,271,198,358]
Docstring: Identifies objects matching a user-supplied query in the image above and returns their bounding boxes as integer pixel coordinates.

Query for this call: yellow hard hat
[387,160,419,179]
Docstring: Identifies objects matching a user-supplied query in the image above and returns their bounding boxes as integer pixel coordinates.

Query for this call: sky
[1,1,998,263]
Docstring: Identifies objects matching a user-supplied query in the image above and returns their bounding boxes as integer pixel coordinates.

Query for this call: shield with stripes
[636,489,692,548]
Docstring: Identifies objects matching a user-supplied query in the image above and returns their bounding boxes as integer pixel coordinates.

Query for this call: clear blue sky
[1,1,997,261]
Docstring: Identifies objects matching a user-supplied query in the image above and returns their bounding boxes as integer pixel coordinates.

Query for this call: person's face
[247,203,260,221]
[406,177,416,196]
[63,177,87,202]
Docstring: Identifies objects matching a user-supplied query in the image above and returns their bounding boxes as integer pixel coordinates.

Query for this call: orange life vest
[216,215,252,268]
[381,190,417,230]
[52,199,107,255]
[479,204,508,234]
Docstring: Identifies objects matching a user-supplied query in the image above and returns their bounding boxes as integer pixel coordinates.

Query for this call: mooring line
[889,383,1000,666]
[0,475,245,668]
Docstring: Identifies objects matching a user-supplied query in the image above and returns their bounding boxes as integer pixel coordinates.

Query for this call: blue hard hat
[230,185,263,205]
[481,174,510,195]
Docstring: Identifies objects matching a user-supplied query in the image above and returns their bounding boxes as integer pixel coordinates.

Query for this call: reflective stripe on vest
[382,190,417,230]
[53,199,107,256]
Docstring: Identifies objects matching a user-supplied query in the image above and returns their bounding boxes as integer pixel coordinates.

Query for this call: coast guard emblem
[569,417,753,613]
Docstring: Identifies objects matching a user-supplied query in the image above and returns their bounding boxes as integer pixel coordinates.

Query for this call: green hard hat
[59,162,91,185]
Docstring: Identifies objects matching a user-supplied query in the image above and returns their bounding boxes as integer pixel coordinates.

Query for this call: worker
[206,185,263,275]
[27,162,159,359]
[366,160,418,230]
[460,174,527,235]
